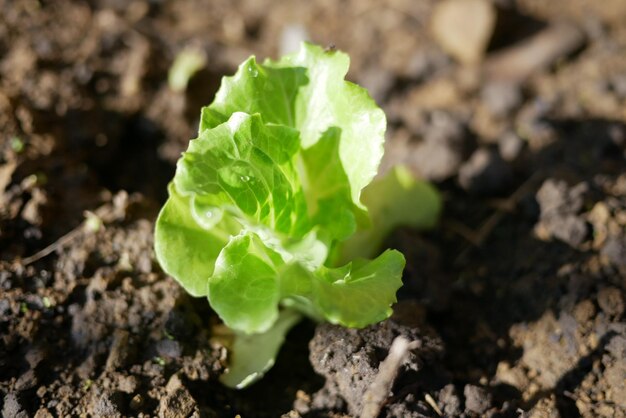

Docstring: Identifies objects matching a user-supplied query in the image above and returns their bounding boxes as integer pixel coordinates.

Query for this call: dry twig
[361,337,421,418]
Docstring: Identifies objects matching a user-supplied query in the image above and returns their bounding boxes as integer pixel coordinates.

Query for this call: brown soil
[2,0,626,417]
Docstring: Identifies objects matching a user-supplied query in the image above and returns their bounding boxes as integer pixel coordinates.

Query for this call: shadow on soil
[395,117,626,415]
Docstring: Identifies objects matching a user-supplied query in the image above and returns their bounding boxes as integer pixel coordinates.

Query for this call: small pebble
[481,81,522,117]
[499,131,524,162]
[463,384,492,414]
[156,339,182,359]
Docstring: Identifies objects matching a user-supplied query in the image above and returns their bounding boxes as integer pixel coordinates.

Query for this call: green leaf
[154,184,228,297]
[207,233,404,334]
[168,47,207,92]
[364,166,441,230]
[200,59,308,130]
[209,233,281,334]
[300,127,363,241]
[336,165,442,263]
[314,250,405,327]
[219,309,302,389]
[200,42,385,216]
[154,43,441,389]
[281,249,405,328]
[176,112,308,237]
[270,44,386,207]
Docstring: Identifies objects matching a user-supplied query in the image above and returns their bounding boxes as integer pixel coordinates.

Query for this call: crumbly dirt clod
[2,0,626,417]
[308,301,444,416]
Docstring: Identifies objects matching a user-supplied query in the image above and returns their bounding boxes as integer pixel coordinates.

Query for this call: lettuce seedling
[155,43,440,388]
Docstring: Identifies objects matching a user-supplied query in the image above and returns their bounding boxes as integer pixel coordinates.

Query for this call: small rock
[552,216,588,247]
[499,131,524,162]
[92,390,125,418]
[431,0,496,64]
[116,374,138,394]
[410,111,467,181]
[458,148,512,195]
[33,408,53,418]
[396,111,467,179]
[463,384,492,414]
[481,81,522,117]
[438,384,462,416]
[607,335,626,358]
[495,361,529,391]
[15,369,37,391]
[603,358,626,409]
[136,252,153,274]
[588,202,610,248]
[130,394,144,410]
[159,374,196,418]
[25,346,45,369]
[601,236,626,269]
[77,351,99,380]
[573,300,596,323]
[21,188,47,225]
[536,179,590,247]
[0,299,10,316]
[526,395,560,418]
[597,287,625,317]
[293,390,311,415]
[105,330,132,371]
[2,393,27,418]
[536,179,587,215]
[156,339,182,359]
[424,111,466,146]
[412,140,463,182]
[0,161,17,199]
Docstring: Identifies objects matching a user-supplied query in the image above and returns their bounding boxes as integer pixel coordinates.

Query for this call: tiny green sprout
[168,47,207,92]
[20,302,29,314]
[153,356,166,366]
[10,136,24,153]
[83,211,102,233]
[154,43,441,388]
[35,172,47,186]
[83,379,93,390]
[21,172,47,188]
[42,296,52,309]
[22,174,38,189]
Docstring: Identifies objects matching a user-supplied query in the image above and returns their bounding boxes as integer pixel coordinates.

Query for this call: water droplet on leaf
[247,66,258,77]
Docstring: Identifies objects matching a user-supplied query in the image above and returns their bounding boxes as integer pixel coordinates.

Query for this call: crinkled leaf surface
[154,184,226,297]
[314,250,405,327]
[200,43,385,233]
[154,43,441,388]
[156,110,402,335]
[175,112,308,238]
[209,233,282,333]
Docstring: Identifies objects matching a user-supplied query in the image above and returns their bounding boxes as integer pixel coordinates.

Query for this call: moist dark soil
[2,0,626,417]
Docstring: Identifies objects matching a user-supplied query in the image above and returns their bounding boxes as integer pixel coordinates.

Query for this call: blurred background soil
[1,0,626,417]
